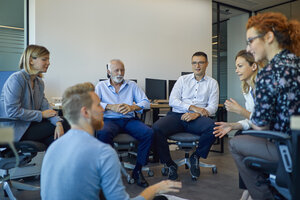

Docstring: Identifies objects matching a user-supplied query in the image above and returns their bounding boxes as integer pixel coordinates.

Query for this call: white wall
[29,0,212,100]
[227,13,249,135]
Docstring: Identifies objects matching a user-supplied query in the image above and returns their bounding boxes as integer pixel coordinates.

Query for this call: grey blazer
[0,69,61,141]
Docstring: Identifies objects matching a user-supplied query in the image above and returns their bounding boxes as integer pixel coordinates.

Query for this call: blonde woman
[213,50,258,138]
[213,50,259,200]
[0,45,69,145]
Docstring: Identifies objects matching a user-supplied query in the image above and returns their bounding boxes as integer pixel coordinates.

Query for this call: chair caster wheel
[161,167,169,176]
[127,177,135,184]
[148,170,154,177]
[212,167,217,174]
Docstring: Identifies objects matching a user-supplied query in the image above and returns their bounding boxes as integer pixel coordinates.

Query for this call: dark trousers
[21,119,70,146]
[96,118,153,166]
[152,111,216,164]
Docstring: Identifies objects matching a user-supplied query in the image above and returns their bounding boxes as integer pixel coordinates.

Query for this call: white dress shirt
[169,73,219,116]
[237,87,255,130]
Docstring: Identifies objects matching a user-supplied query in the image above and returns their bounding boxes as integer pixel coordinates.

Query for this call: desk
[150,103,170,123]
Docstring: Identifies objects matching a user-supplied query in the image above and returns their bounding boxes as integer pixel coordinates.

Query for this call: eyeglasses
[192,61,207,65]
[246,34,264,46]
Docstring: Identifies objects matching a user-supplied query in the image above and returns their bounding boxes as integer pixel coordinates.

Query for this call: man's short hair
[62,82,95,124]
[192,51,208,61]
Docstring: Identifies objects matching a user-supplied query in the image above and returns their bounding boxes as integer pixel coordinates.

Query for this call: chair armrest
[241,130,290,141]
[14,141,47,153]
[0,118,18,122]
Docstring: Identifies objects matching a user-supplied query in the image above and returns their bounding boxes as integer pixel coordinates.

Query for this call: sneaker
[168,164,178,180]
[189,154,200,177]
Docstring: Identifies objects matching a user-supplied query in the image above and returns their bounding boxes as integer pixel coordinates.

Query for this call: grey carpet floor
[0,137,242,200]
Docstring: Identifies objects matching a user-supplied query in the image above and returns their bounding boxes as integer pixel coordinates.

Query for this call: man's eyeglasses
[246,34,264,46]
[192,61,206,65]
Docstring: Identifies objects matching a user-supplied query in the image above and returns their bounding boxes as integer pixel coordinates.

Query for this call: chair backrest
[291,116,300,200]
[0,71,15,93]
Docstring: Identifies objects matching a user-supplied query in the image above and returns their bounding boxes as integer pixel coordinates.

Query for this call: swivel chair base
[1,174,40,200]
[161,151,217,181]
[114,133,154,184]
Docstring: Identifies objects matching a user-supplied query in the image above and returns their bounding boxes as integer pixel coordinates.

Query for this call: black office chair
[0,128,46,200]
[111,110,153,184]
[161,132,217,181]
[113,133,154,184]
[240,123,300,200]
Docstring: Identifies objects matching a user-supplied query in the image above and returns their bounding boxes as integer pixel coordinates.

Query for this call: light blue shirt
[169,73,219,115]
[41,129,145,200]
[95,79,150,118]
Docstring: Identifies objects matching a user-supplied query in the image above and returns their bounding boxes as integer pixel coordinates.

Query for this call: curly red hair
[247,12,300,56]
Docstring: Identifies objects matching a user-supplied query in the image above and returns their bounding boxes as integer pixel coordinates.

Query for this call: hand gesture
[42,109,57,118]
[118,103,133,115]
[224,98,243,115]
[157,180,182,194]
[181,113,200,122]
[213,122,233,138]
[189,105,210,117]
[54,122,64,139]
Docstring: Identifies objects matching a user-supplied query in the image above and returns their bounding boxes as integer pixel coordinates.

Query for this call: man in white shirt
[152,52,219,180]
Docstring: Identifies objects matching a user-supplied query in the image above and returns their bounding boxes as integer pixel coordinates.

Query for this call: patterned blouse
[251,49,300,135]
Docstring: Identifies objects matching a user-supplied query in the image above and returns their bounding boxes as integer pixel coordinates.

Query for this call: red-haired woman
[229,12,300,200]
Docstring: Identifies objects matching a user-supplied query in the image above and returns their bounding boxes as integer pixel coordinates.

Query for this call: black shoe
[132,170,149,188]
[189,154,200,177]
[168,164,178,180]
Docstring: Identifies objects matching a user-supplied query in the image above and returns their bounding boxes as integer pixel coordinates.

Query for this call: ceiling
[212,0,296,23]
[214,0,295,12]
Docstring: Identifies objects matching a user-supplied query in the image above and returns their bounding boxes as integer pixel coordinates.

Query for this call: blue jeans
[96,118,153,166]
[152,111,216,164]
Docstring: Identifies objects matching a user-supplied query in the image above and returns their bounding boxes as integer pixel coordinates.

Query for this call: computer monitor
[99,79,137,83]
[168,80,177,97]
[181,72,193,76]
[145,78,167,100]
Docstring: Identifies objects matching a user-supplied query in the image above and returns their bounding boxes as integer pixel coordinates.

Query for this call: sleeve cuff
[100,102,107,110]
[237,119,251,130]
[49,116,62,126]
[184,104,191,112]
[37,111,43,122]
[131,195,146,200]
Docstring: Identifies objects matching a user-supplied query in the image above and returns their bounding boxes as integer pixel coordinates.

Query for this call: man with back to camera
[152,51,219,180]
[40,82,182,200]
[95,59,153,188]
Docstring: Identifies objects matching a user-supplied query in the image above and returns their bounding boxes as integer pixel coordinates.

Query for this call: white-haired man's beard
[111,75,124,84]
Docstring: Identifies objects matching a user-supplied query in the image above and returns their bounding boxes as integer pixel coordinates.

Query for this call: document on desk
[162,194,189,200]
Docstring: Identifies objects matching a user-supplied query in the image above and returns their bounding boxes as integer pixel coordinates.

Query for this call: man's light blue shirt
[41,129,145,200]
[95,79,150,118]
[169,73,219,115]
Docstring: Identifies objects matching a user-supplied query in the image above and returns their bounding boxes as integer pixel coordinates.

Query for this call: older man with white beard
[95,59,153,188]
